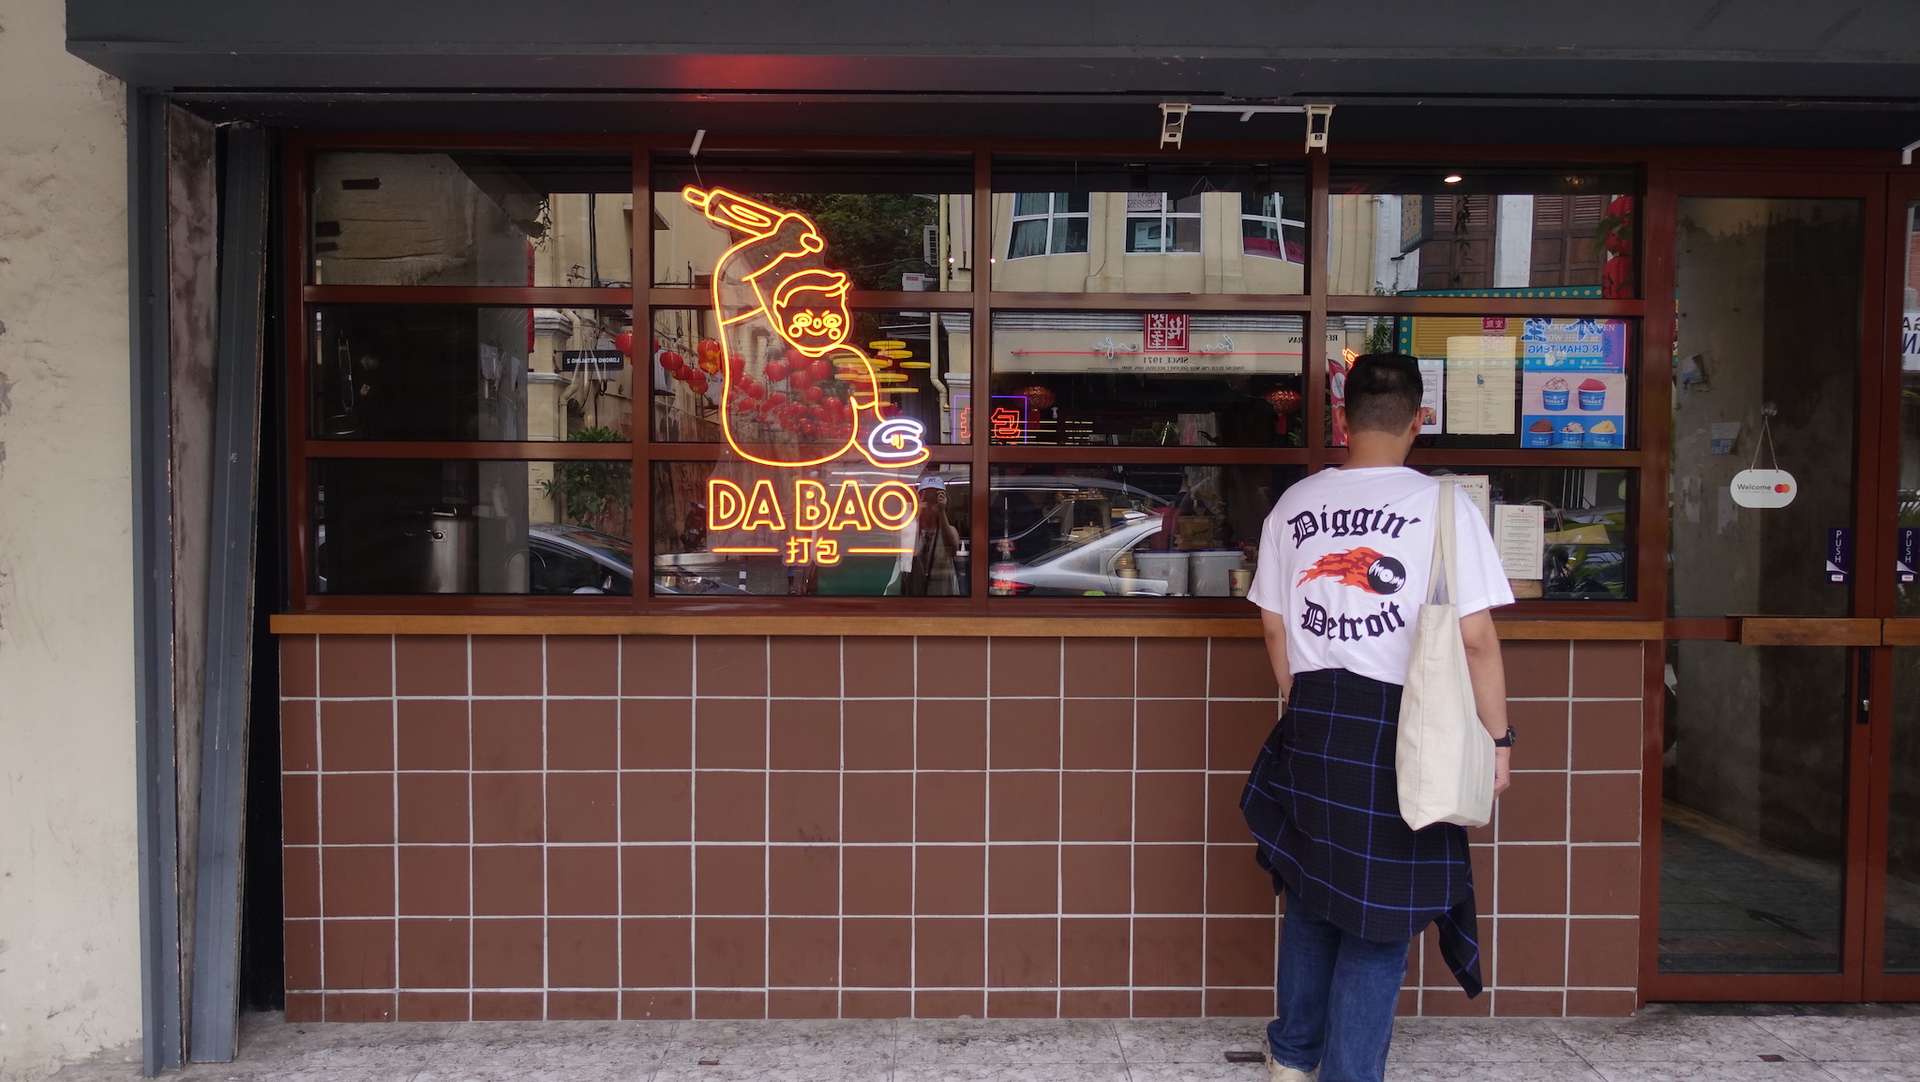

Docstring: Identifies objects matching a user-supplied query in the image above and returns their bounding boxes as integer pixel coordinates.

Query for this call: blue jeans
[1268,890,1409,1082]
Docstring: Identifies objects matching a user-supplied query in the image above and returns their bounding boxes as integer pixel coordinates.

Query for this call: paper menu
[1443,336,1517,435]
[1494,503,1546,581]
[1417,357,1445,434]
[1451,475,1492,525]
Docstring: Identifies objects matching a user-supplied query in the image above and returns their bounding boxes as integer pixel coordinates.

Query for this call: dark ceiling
[68,0,1920,151]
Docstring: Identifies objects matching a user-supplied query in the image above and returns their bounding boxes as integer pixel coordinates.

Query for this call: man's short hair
[1344,352,1425,435]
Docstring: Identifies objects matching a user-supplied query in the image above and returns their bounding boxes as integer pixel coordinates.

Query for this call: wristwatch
[1493,726,1516,749]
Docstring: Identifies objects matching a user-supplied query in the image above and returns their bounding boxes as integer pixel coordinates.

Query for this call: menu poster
[1494,503,1546,581]
[1454,474,1492,525]
[1520,318,1626,449]
[1520,317,1628,373]
[1417,358,1444,434]
[1444,336,1517,435]
[1521,372,1624,449]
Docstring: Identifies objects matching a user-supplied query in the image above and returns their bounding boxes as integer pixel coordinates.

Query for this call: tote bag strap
[1424,479,1459,606]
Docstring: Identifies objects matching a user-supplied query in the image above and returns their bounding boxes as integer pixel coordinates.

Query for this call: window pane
[650,153,972,292]
[991,311,1311,447]
[310,306,635,442]
[987,464,1304,597]
[652,462,971,597]
[993,158,1305,294]
[311,459,631,595]
[1009,219,1050,259]
[1419,466,1634,601]
[650,308,968,445]
[1126,218,1163,253]
[1328,166,1637,297]
[1057,217,1090,255]
[1012,192,1051,217]
[1889,647,1920,971]
[310,152,631,287]
[1329,315,1633,451]
[1170,217,1203,253]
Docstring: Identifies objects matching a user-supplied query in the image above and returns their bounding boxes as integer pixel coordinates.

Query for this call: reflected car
[529,523,634,595]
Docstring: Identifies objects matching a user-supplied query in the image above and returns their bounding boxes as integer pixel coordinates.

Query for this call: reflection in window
[987,464,1303,598]
[311,306,635,442]
[310,152,632,288]
[1124,192,1203,254]
[1328,167,1636,297]
[652,462,971,597]
[1008,192,1090,258]
[1425,466,1633,602]
[650,308,969,446]
[1241,192,1306,263]
[311,459,632,595]
[650,154,973,292]
[992,160,1306,295]
[990,312,1310,447]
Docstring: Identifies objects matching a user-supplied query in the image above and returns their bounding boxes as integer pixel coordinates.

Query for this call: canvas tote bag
[1395,480,1495,830]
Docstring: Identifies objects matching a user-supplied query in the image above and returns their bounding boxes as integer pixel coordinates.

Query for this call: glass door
[1870,180,1920,1000]
[1654,174,1883,1001]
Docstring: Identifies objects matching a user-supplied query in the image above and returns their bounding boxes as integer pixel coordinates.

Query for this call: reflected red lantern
[696,338,724,375]
[1022,384,1054,411]
[659,350,685,373]
[765,361,790,383]
[1265,389,1302,415]
[614,331,635,356]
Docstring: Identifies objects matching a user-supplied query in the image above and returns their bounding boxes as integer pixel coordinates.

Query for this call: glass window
[992,159,1306,294]
[1421,466,1634,602]
[990,311,1311,447]
[310,306,635,442]
[986,463,1304,597]
[1124,192,1203,254]
[649,308,968,445]
[649,153,973,292]
[310,152,632,287]
[310,459,631,595]
[1327,166,1636,297]
[1328,315,1634,451]
[652,462,971,597]
[1241,191,1306,263]
[1008,192,1090,259]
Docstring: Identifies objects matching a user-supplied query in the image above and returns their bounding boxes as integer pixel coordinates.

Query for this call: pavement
[43,1004,1920,1081]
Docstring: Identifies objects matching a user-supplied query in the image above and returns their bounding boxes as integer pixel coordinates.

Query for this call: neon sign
[683,187,931,566]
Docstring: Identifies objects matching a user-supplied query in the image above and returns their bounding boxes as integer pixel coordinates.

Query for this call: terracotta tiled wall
[277,633,1644,1023]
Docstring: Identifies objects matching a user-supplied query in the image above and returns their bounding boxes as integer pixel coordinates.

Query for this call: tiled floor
[46,1004,1920,1081]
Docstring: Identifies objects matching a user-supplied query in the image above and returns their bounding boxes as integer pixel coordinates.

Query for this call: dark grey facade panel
[66,0,1920,100]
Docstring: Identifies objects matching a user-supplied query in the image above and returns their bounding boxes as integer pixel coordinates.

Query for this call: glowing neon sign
[683,187,931,566]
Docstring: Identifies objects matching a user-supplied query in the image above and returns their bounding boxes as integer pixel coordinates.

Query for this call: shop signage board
[1904,311,1920,372]
[558,348,626,371]
[676,187,930,567]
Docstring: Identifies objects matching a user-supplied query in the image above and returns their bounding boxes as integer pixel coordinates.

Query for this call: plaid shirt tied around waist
[1240,666,1484,996]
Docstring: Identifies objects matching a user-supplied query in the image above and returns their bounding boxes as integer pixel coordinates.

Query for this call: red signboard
[1143,312,1190,353]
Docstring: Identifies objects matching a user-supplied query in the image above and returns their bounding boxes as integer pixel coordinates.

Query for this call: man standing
[1242,353,1516,1082]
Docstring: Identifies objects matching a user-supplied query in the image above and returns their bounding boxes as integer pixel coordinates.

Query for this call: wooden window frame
[281,134,1898,620]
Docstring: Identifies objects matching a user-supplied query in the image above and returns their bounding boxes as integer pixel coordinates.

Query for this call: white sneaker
[1265,1051,1315,1081]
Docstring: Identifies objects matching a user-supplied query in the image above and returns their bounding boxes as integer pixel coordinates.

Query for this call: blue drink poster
[1519,318,1627,448]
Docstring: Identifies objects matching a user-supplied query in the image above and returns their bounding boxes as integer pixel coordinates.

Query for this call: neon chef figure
[682,185,928,470]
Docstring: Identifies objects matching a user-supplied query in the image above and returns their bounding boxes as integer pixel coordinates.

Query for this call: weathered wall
[0,0,142,1076]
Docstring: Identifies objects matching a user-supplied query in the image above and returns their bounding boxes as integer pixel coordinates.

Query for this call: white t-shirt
[1246,467,1514,685]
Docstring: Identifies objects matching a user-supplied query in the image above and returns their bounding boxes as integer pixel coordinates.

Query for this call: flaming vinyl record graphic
[1295,548,1407,595]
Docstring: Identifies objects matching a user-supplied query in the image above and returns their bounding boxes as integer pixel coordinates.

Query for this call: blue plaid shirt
[1241,666,1484,996]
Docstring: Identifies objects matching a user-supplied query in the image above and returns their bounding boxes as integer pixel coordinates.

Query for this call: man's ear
[1406,412,1423,439]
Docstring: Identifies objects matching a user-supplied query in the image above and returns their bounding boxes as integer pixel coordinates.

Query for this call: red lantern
[659,350,685,373]
[767,391,789,409]
[804,385,824,403]
[765,361,790,383]
[614,331,635,356]
[790,369,813,391]
[1021,384,1055,411]
[809,358,831,382]
[1265,388,1302,437]
[696,338,724,375]
[672,363,692,382]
